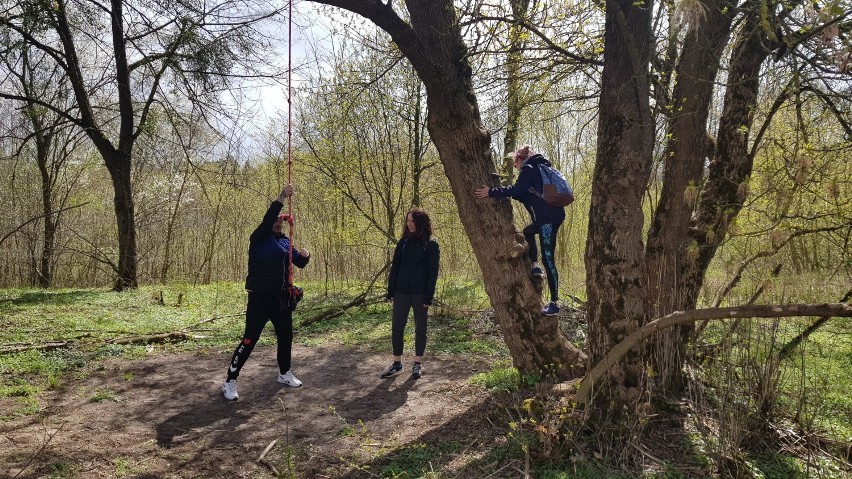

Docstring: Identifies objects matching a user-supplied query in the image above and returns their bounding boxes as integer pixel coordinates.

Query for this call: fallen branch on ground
[0,341,73,354]
[298,294,385,327]
[12,421,67,479]
[0,311,244,354]
[258,439,280,475]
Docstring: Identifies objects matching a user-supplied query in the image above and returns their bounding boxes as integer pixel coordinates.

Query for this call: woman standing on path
[474,145,566,316]
[222,184,310,401]
[381,208,440,380]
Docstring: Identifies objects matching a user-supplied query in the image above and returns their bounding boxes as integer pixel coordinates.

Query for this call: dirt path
[3,344,509,479]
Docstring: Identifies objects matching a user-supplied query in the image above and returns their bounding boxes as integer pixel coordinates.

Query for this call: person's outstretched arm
[474,166,533,200]
[250,185,292,242]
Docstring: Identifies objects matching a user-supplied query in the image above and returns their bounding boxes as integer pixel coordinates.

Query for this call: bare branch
[561,303,852,404]
[0,202,89,247]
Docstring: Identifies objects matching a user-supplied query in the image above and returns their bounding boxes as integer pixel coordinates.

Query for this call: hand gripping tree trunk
[310,0,586,379]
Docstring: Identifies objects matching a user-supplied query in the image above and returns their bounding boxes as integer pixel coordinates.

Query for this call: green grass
[776,324,852,442]
[89,387,123,403]
[470,359,538,393]
[379,441,461,478]
[2,281,851,479]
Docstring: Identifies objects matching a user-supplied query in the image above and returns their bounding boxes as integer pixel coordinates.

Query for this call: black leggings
[391,292,428,357]
[523,222,561,302]
[226,292,293,381]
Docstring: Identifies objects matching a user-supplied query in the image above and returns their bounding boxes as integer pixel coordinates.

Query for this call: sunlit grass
[470,359,536,393]
[1,278,849,477]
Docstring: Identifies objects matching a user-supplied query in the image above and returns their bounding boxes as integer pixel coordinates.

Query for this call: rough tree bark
[654,6,775,390]
[53,0,139,290]
[585,0,655,416]
[309,0,586,378]
[644,0,737,393]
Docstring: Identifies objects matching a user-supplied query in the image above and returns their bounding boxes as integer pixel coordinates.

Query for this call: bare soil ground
[2,344,514,479]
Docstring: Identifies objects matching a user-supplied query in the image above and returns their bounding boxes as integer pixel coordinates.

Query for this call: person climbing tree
[222,184,310,401]
[474,145,567,316]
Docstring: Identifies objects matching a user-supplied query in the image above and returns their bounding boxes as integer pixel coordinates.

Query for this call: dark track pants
[226,292,293,380]
[391,292,428,357]
[523,222,562,302]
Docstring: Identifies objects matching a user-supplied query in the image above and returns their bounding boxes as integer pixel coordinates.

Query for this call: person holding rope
[381,208,440,380]
[474,145,566,316]
[222,184,310,401]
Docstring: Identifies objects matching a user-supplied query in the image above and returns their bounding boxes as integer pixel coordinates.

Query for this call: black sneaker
[410,363,423,379]
[541,301,560,316]
[380,362,402,378]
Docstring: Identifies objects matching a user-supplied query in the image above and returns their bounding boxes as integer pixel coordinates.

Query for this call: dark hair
[401,208,433,241]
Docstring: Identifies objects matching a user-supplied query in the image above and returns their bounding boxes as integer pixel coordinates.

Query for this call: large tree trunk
[683,13,771,302]
[312,0,586,379]
[53,0,140,290]
[105,150,138,290]
[647,1,781,394]
[37,146,57,288]
[644,0,736,394]
[584,0,655,419]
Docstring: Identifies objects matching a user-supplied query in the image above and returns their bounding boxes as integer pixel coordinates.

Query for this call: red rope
[286,0,294,285]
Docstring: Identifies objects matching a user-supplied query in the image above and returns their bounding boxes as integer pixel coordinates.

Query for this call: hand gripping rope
[281,0,303,312]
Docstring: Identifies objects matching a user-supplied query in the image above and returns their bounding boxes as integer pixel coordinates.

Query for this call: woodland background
[1,0,851,477]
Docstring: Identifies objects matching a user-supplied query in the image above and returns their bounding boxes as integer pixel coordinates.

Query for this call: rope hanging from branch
[286,0,295,285]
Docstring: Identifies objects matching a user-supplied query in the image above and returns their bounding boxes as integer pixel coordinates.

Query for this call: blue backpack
[535,164,574,207]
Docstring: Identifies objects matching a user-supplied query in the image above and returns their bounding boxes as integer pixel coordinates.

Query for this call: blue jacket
[244,200,309,295]
[387,236,440,305]
[488,154,566,225]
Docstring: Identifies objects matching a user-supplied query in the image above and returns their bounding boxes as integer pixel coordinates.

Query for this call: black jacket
[244,200,310,295]
[386,236,440,305]
[488,154,566,225]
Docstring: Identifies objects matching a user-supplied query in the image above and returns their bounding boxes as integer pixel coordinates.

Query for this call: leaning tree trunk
[311,0,586,379]
[585,0,655,425]
[644,0,736,395]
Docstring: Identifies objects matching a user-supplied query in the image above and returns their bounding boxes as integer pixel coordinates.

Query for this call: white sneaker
[277,370,302,388]
[222,380,239,400]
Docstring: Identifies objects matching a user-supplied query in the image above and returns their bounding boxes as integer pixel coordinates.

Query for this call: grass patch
[89,387,123,403]
[380,441,460,478]
[471,359,536,393]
